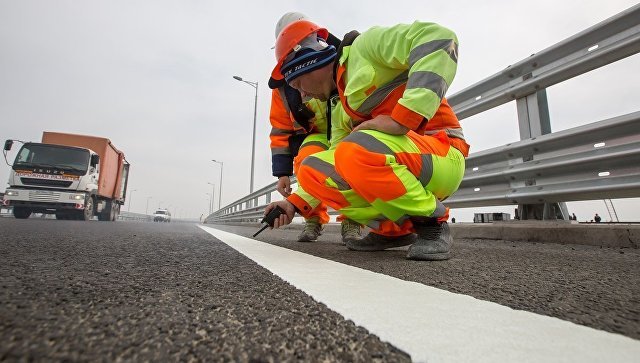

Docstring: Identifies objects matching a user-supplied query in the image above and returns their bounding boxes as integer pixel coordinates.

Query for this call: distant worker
[571,213,577,221]
[594,213,601,223]
[264,18,468,260]
[268,12,362,244]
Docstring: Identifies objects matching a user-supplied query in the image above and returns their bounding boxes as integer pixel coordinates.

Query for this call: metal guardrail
[206,180,282,223]
[448,111,640,207]
[206,4,640,224]
[447,5,640,120]
[118,211,153,222]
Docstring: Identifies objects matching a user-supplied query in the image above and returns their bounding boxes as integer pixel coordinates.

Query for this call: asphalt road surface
[1,218,638,362]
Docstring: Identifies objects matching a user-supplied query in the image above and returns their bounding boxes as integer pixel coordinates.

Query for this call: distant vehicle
[153,209,171,222]
[2,132,130,221]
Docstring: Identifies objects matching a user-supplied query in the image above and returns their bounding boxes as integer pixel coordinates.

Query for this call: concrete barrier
[449,222,639,248]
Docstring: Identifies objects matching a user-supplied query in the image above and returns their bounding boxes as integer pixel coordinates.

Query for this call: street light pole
[211,159,224,210]
[233,75,258,193]
[127,189,137,212]
[205,193,212,215]
[145,196,152,215]
[207,182,215,214]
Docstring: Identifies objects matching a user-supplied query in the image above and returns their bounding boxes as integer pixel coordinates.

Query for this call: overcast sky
[1,0,638,221]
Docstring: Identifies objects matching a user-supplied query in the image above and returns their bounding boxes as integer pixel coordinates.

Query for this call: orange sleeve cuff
[391,103,426,131]
[286,193,314,219]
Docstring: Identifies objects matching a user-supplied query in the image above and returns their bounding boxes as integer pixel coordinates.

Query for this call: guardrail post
[516,89,568,220]
[517,90,551,139]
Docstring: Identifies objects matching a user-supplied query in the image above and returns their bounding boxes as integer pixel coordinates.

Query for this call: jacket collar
[332,30,360,86]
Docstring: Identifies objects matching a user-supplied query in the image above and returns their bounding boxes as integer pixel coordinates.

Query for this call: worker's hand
[264,200,296,229]
[276,176,292,197]
[352,114,410,135]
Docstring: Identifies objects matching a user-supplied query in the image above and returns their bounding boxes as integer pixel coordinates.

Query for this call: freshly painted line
[199,225,640,363]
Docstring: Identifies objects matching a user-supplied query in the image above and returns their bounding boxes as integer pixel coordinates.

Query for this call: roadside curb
[205,222,639,249]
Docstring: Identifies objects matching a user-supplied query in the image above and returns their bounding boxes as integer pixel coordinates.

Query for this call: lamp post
[207,182,215,214]
[145,196,152,215]
[205,193,212,215]
[211,159,224,210]
[232,75,258,193]
[127,189,137,212]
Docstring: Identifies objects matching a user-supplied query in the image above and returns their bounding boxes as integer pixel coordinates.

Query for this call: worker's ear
[90,154,100,166]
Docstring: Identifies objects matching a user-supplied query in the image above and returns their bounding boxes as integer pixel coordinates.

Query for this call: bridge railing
[205,4,640,224]
[447,5,640,120]
[118,211,153,222]
[449,111,640,208]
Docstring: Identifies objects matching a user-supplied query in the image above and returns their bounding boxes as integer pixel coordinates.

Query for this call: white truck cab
[4,142,100,219]
[3,132,129,221]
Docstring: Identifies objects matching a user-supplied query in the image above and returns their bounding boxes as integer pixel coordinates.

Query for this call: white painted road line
[199,225,640,363]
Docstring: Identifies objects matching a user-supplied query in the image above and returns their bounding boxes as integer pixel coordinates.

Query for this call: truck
[2,132,130,221]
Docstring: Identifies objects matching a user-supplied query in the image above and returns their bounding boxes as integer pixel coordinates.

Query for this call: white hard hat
[275,12,309,39]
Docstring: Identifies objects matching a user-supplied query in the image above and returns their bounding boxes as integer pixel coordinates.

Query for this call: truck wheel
[99,201,120,222]
[13,207,32,219]
[99,201,111,221]
[111,203,120,221]
[109,202,117,221]
[80,196,94,221]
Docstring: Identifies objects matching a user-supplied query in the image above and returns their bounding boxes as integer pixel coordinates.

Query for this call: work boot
[407,221,452,261]
[297,219,323,242]
[346,232,416,251]
[340,219,363,245]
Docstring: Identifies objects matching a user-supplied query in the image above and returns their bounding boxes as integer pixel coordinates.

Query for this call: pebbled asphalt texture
[220,222,640,342]
[0,219,410,362]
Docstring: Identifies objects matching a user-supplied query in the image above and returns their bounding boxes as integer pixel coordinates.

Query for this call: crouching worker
[263,18,469,260]
[268,12,362,244]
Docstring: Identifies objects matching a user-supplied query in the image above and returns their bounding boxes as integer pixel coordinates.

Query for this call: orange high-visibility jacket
[269,86,328,177]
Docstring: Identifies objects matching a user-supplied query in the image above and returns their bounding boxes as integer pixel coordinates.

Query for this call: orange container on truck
[2,132,130,221]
